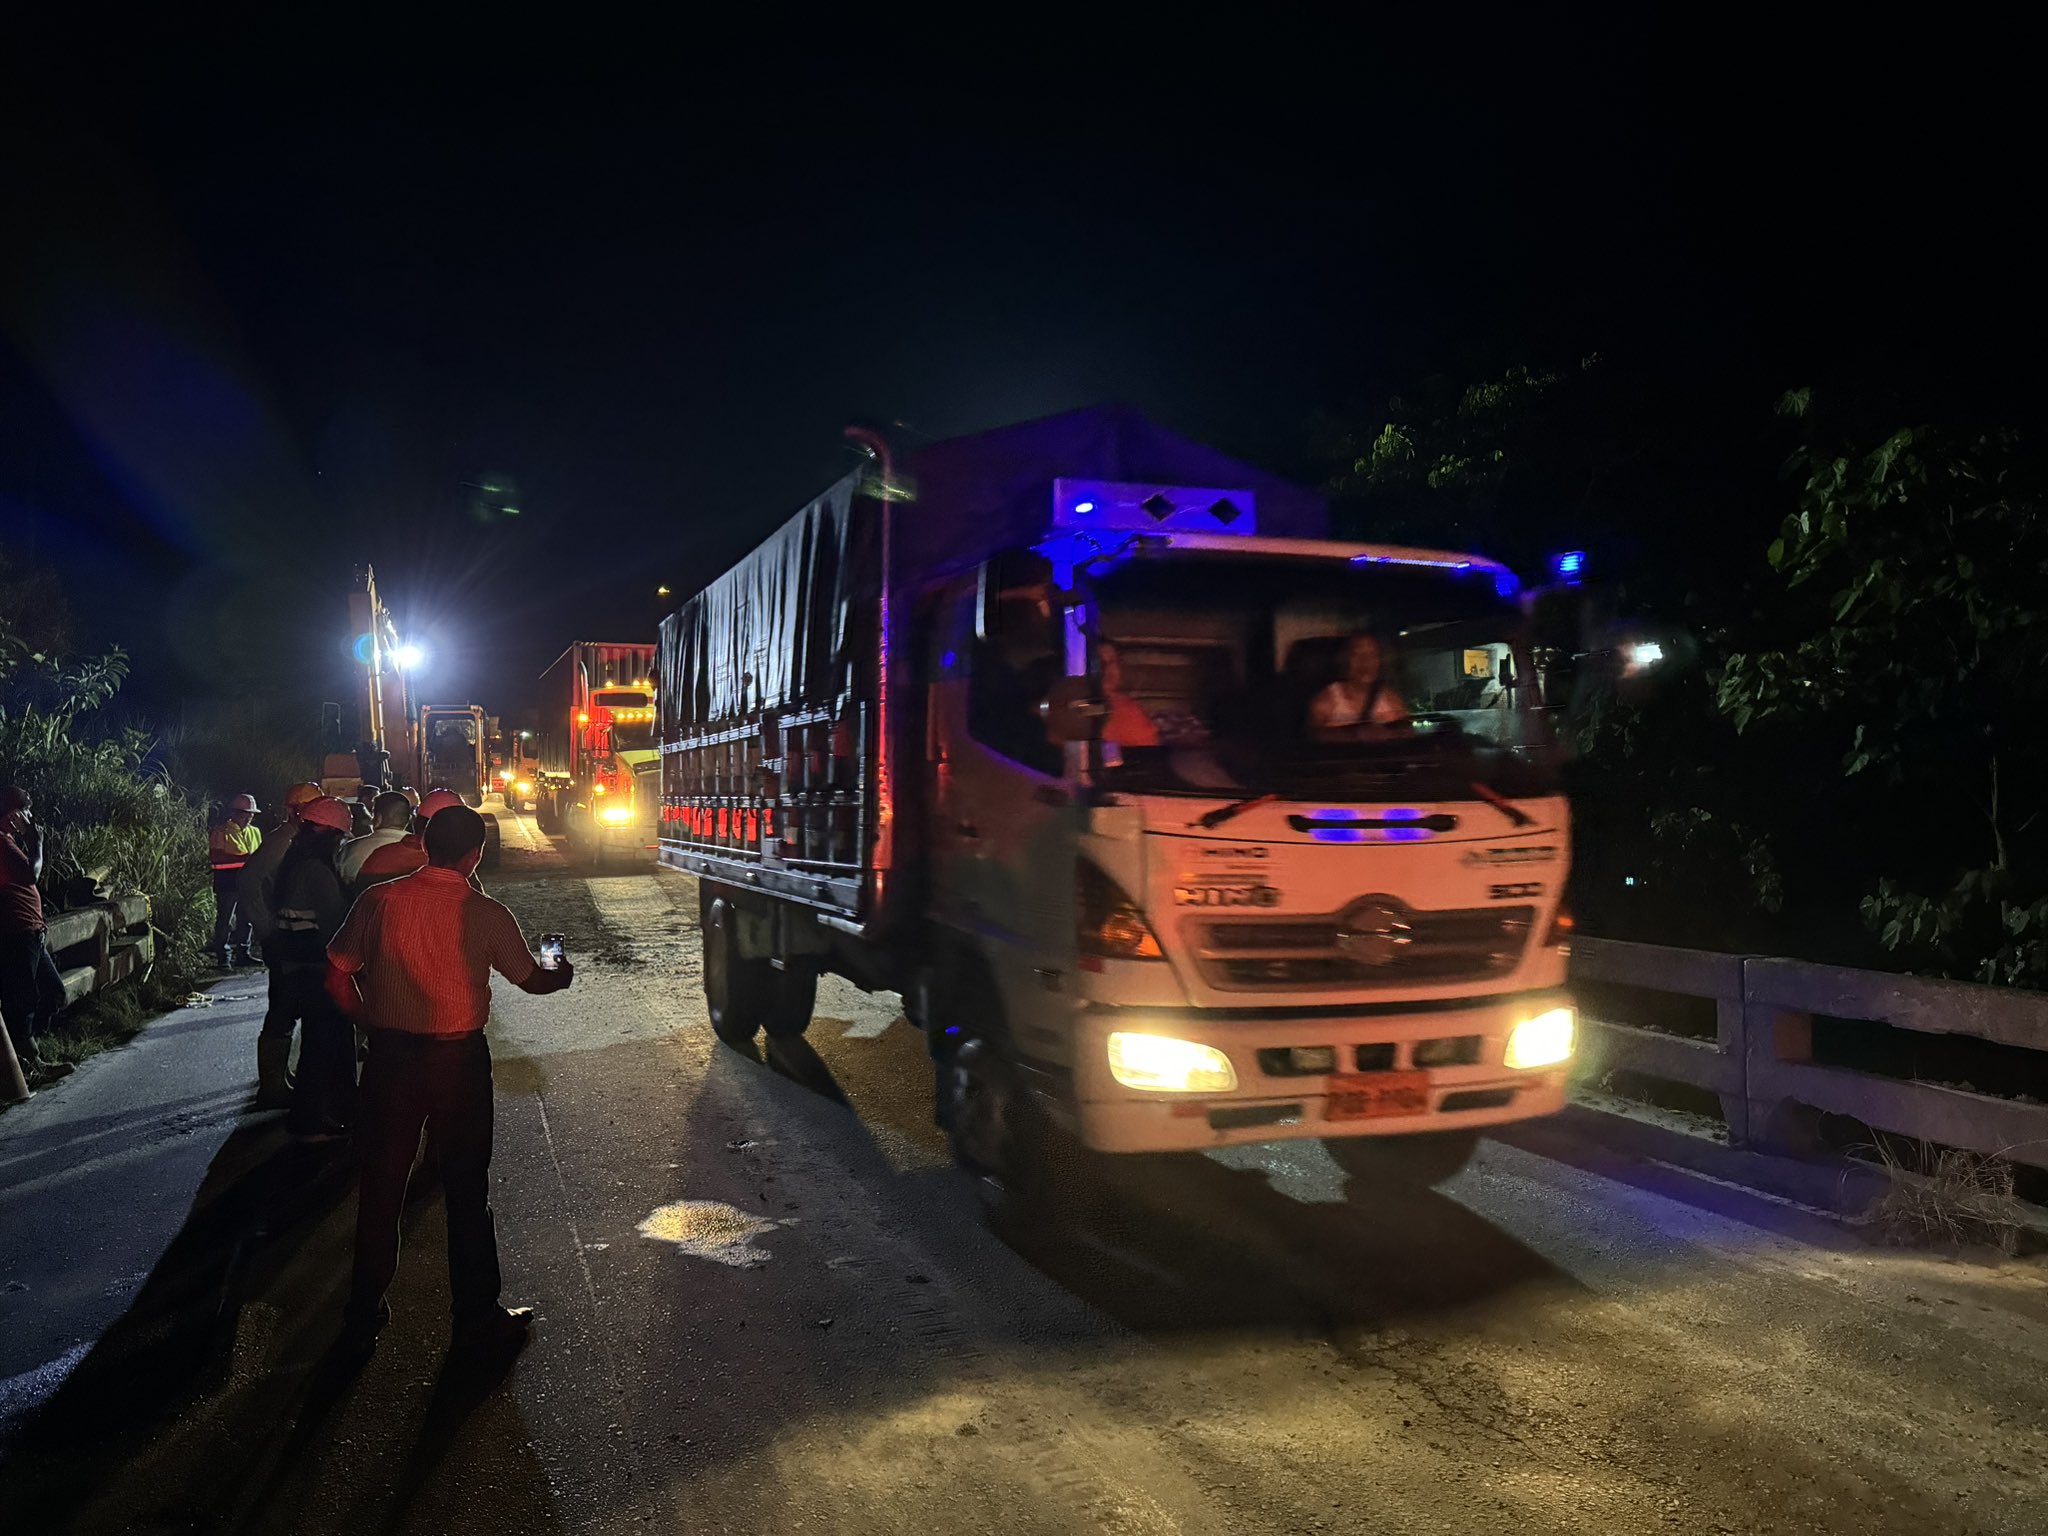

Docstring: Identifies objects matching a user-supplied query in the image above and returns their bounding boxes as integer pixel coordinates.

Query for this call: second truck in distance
[536,642,659,863]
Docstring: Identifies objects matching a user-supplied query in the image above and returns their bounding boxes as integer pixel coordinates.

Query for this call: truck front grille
[1192,902,1532,991]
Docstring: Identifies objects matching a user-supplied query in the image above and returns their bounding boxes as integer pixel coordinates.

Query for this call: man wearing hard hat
[208,794,265,968]
[240,782,325,1108]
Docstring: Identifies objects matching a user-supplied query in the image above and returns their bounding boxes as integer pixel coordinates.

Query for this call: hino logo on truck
[1489,882,1545,900]
[1198,846,1268,859]
[1175,883,1282,907]
[1461,845,1559,868]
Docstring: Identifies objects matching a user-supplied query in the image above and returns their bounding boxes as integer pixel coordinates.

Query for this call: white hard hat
[228,793,260,814]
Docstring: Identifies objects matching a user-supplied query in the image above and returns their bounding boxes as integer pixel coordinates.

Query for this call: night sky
[3,15,2034,733]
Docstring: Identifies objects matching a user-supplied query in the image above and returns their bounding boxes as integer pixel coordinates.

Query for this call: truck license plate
[1324,1071,1432,1122]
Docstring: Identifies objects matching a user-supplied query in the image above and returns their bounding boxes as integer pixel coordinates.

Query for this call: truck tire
[1323,1128,1481,1189]
[702,891,768,1048]
[761,966,818,1041]
[933,983,1097,1235]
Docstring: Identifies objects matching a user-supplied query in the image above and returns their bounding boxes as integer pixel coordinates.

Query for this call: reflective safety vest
[210,821,262,874]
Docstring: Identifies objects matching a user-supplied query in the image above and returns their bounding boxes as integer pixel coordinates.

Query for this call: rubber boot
[255,1035,294,1109]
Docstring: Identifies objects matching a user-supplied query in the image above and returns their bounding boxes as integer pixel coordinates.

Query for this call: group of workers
[202,780,575,1361]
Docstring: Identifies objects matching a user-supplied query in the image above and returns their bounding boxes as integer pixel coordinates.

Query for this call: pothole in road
[637,1198,793,1267]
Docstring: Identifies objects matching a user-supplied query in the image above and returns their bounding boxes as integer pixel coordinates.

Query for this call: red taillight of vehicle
[1076,860,1165,966]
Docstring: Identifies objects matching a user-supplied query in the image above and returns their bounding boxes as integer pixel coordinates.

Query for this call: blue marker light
[1551,550,1586,583]
[940,649,957,671]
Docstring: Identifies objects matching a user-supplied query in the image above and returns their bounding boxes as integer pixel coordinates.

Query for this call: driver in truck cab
[1308,632,1410,733]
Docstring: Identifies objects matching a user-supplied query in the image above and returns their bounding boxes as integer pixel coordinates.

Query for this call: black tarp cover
[659,471,876,735]
[658,406,1328,737]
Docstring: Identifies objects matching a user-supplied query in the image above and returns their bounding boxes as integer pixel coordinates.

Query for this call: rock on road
[3,806,2046,1535]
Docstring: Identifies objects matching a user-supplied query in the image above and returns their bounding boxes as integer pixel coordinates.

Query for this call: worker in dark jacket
[268,796,357,1138]
[241,781,325,1107]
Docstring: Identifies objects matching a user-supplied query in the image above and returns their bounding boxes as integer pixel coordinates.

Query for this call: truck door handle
[954,820,979,839]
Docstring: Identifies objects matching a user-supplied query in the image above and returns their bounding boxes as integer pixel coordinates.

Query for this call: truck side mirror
[1040,675,1106,743]
[975,550,1060,645]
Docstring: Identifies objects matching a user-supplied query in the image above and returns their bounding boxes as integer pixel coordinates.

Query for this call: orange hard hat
[418,788,465,820]
[283,782,324,811]
[298,796,354,832]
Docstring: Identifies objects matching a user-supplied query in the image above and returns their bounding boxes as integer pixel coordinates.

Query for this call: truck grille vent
[1193,903,1532,991]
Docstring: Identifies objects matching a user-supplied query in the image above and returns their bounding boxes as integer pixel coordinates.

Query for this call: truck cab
[583,683,660,861]
[917,509,1572,1196]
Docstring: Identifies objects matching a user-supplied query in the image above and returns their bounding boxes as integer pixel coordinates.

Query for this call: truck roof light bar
[1053,478,1258,537]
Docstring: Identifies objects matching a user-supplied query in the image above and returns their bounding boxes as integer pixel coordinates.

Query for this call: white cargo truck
[657,407,1574,1211]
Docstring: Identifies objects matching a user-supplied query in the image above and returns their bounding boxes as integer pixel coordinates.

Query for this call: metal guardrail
[1,894,155,1104]
[1571,936,2048,1172]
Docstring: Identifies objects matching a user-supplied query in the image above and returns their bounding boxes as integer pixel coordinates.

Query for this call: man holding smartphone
[1,786,73,1085]
[325,804,573,1360]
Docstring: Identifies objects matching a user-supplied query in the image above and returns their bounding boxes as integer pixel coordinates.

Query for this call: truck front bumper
[595,821,658,857]
[1065,992,1572,1154]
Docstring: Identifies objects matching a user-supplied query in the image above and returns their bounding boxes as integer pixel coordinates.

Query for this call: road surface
[3,806,2045,1535]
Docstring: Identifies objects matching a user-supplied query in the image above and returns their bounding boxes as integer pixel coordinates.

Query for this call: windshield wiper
[1467,778,1535,828]
[1191,792,1279,831]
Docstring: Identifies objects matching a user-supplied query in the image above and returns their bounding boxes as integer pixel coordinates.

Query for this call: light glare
[1505,1007,1576,1069]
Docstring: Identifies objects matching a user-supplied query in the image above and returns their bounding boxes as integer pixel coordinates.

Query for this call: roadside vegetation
[1321,368,2046,989]
[1,551,213,1068]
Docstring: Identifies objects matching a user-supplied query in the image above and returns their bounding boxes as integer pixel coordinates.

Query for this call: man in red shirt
[353,787,466,889]
[2,786,72,1084]
[326,804,572,1360]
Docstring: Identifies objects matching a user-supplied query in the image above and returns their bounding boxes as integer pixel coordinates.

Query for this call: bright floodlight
[1629,641,1665,668]
[392,643,425,670]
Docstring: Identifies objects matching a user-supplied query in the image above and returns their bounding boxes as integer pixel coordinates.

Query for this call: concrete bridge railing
[1,893,156,1104]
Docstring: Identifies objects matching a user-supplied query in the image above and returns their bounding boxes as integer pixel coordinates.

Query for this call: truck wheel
[702,893,767,1048]
[761,966,818,1040]
[942,1030,1096,1234]
[1323,1128,1481,1189]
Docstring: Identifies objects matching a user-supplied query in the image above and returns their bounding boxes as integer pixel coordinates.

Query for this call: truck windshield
[593,691,654,752]
[1088,552,1561,801]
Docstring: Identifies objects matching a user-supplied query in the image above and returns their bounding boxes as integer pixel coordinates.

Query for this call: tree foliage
[1718,399,2048,984]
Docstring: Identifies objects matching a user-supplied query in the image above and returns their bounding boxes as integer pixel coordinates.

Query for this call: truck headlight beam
[1107,1033,1237,1093]
[1505,1007,1576,1070]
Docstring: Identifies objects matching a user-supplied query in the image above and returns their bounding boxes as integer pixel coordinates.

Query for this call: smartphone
[538,933,565,971]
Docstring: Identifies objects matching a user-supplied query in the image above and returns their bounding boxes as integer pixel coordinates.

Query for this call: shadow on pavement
[0,1110,558,1536]
[0,1119,355,1526]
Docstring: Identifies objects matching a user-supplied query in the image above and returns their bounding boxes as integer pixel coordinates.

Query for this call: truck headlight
[515,780,533,796]
[1107,1033,1237,1093]
[1505,1006,1575,1069]
[598,804,634,825]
